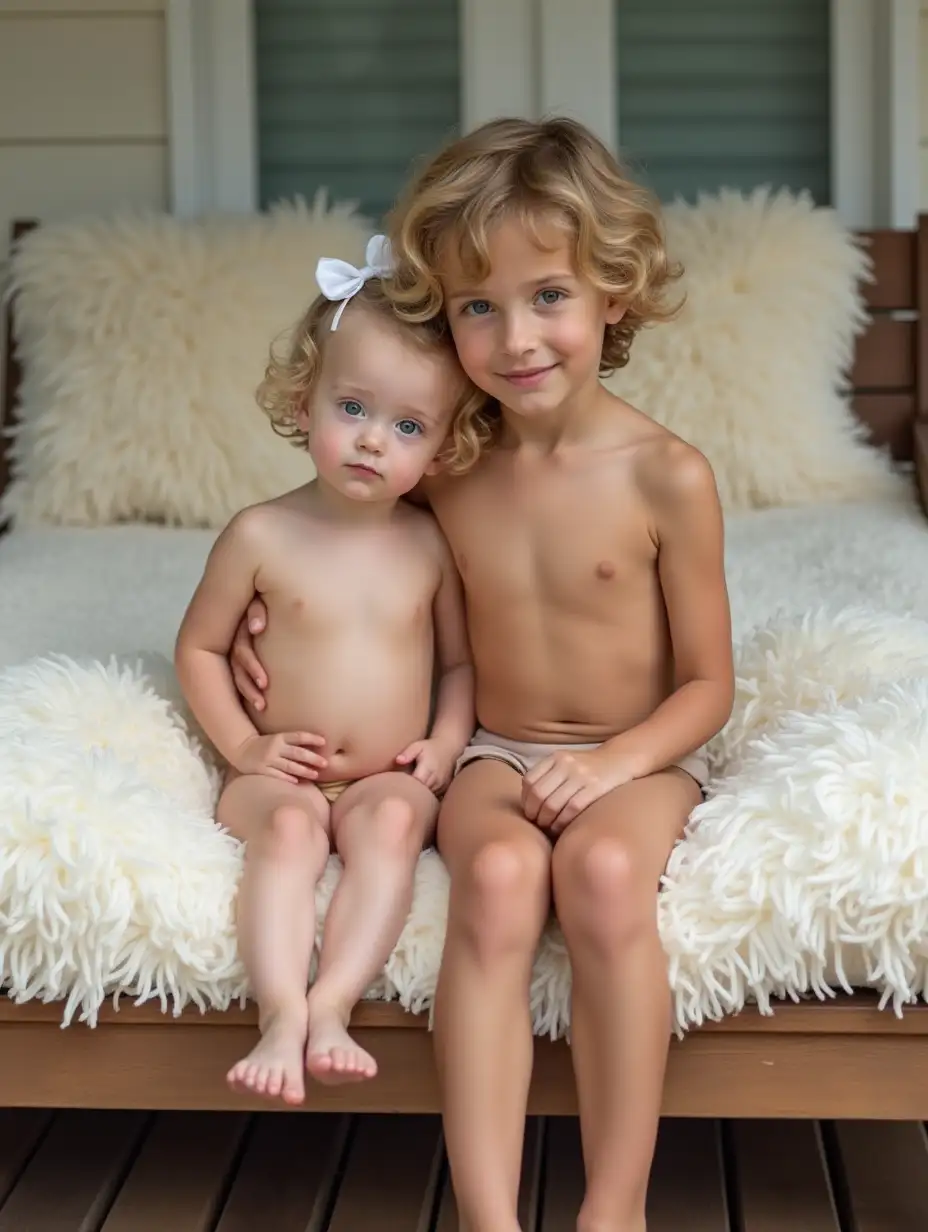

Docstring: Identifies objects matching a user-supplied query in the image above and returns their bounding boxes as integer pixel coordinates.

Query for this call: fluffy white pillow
[605,188,906,511]
[3,198,370,529]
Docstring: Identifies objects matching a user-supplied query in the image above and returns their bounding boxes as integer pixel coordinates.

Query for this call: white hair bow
[315,233,395,330]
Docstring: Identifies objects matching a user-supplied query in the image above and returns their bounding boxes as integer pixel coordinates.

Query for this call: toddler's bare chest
[263,537,436,632]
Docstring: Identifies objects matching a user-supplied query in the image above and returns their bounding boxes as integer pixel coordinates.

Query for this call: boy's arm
[427,530,475,757]
[604,441,734,776]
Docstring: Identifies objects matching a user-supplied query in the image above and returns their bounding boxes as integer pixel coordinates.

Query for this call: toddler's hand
[522,748,640,835]
[395,738,458,793]
[233,731,327,784]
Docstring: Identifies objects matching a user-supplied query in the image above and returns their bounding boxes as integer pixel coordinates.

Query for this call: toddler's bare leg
[434,761,551,1232]
[218,774,330,1105]
[551,768,699,1232]
[305,772,438,1084]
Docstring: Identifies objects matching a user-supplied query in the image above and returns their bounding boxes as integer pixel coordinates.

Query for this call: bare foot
[226,1003,308,1105]
[305,1002,378,1085]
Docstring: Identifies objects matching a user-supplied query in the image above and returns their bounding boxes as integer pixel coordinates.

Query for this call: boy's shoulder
[600,393,718,506]
[628,424,721,536]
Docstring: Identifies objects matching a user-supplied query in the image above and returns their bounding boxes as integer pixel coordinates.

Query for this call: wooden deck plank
[834,1121,928,1229]
[540,1116,585,1230]
[326,1113,443,1231]
[101,1111,249,1232]
[646,1120,729,1230]
[517,1117,546,1232]
[0,1109,148,1231]
[433,1115,546,1230]
[732,1120,841,1230]
[0,1109,52,1207]
[215,1112,351,1232]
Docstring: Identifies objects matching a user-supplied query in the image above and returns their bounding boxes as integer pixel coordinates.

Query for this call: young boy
[176,242,488,1107]
[230,120,734,1230]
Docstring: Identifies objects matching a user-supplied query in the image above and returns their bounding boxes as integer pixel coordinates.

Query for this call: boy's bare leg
[435,760,552,1232]
[218,774,331,1106]
[551,768,699,1232]
[305,772,438,1084]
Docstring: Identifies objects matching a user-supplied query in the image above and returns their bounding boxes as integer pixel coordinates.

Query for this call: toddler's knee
[554,835,651,947]
[264,804,325,860]
[457,840,549,953]
[370,797,418,853]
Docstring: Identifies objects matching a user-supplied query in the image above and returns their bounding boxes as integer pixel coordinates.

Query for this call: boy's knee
[554,835,650,946]
[456,839,549,951]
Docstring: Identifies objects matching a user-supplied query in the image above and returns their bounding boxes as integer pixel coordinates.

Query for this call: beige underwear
[223,765,356,804]
[455,727,709,792]
[317,778,355,804]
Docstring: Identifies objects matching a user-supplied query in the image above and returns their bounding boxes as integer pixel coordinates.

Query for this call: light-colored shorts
[455,728,709,792]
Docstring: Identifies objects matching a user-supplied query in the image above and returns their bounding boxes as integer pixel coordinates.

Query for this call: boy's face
[296,307,458,501]
[440,215,624,420]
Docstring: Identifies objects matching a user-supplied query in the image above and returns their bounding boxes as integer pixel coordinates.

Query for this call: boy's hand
[395,738,458,793]
[233,731,327,784]
[522,748,641,835]
[230,598,271,710]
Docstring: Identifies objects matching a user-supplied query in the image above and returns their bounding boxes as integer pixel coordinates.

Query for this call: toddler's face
[298,307,460,501]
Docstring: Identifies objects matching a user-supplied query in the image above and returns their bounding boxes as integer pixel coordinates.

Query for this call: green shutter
[616,0,831,203]
[255,0,460,223]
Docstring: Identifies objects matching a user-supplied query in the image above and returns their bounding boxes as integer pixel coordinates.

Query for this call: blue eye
[537,289,563,306]
[464,300,492,317]
[396,419,423,437]
[341,400,364,417]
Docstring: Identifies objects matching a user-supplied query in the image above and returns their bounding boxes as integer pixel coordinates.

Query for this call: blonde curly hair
[387,116,681,375]
[257,278,494,474]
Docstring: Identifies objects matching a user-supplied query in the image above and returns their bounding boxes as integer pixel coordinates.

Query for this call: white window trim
[460,0,535,128]
[166,0,920,228]
[166,0,258,215]
[832,0,920,228]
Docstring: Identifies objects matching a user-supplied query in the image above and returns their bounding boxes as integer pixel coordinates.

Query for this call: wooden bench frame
[3,217,928,1119]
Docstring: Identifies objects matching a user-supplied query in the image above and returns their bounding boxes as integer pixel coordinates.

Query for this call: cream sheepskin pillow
[3,197,370,529]
[605,188,906,511]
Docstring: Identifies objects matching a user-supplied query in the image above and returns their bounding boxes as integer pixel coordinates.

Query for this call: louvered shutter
[616,0,831,203]
[255,0,461,223]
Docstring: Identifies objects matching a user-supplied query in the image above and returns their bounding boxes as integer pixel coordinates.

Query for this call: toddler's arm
[175,509,323,782]
[428,531,475,758]
[395,527,474,790]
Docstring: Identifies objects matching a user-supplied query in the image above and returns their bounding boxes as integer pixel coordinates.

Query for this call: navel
[595,560,616,580]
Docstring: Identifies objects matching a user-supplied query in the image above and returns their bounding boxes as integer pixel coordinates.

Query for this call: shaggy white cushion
[2,198,370,529]
[605,188,906,511]
[3,189,906,530]
[4,601,928,1034]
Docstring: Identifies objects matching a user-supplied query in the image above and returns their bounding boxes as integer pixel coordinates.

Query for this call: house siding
[921,0,928,208]
[0,0,168,261]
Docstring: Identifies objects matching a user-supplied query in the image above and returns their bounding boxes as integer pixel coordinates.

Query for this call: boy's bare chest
[436,473,655,609]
